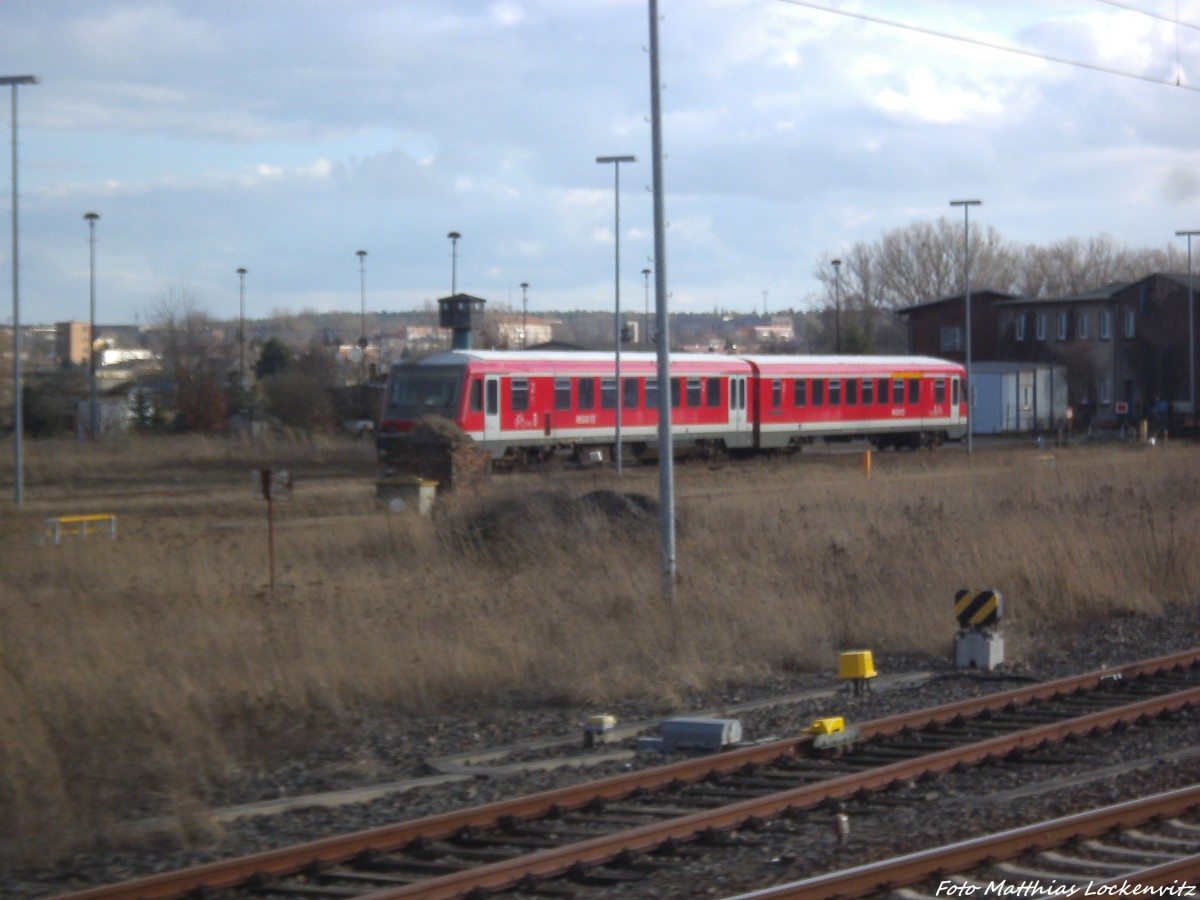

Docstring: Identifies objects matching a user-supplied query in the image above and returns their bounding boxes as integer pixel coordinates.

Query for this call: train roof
[404,350,962,373]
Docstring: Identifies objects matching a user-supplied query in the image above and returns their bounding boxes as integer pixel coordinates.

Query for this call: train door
[728,375,750,448]
[484,376,501,442]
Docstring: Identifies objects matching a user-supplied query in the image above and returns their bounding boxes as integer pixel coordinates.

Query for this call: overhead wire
[777,0,1200,93]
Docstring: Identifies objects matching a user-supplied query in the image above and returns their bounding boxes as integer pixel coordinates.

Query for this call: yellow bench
[43,514,117,545]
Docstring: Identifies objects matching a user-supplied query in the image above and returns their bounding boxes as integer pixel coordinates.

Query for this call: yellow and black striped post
[954,589,1003,630]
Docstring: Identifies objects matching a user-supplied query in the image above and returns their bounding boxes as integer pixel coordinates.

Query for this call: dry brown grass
[1,434,1198,860]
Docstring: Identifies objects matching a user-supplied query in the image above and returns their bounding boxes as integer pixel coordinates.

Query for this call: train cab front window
[387,369,461,415]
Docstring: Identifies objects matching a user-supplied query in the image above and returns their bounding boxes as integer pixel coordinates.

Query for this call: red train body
[377,350,967,463]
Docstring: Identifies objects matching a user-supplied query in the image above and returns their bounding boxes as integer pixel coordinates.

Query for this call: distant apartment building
[56,320,92,367]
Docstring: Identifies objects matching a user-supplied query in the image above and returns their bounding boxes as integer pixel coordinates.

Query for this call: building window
[940,326,963,352]
[1015,314,1026,341]
[1099,310,1111,340]
[1099,376,1110,405]
[1077,311,1089,340]
[1124,309,1136,338]
[1036,313,1047,340]
[1057,312,1069,340]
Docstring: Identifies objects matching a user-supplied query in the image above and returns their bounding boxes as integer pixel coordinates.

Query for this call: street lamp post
[447,231,461,296]
[520,282,529,349]
[84,212,99,438]
[951,199,982,455]
[4,74,37,506]
[1177,230,1199,424]
[831,259,842,353]
[596,154,636,476]
[642,267,651,347]
[356,249,367,381]
[237,267,247,389]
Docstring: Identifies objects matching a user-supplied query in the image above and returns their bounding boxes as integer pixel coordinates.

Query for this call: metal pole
[642,267,651,347]
[520,282,529,349]
[5,75,37,506]
[356,249,367,381]
[237,267,247,388]
[832,259,841,353]
[648,0,675,598]
[85,212,99,438]
[951,199,982,455]
[447,231,460,296]
[597,155,635,476]
[1176,230,1198,426]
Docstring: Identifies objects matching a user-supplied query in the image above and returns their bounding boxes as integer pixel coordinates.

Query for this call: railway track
[732,784,1200,898]
[57,649,1200,900]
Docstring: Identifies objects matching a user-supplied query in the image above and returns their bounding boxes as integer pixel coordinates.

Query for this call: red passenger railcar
[377,350,966,464]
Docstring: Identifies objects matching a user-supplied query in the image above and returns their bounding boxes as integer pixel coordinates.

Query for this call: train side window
[670,377,681,408]
[862,378,874,405]
[771,379,782,408]
[846,379,858,406]
[878,378,889,405]
[647,378,659,409]
[934,378,946,405]
[952,379,960,405]
[511,378,529,412]
[469,378,483,413]
[738,379,746,410]
[623,377,639,409]
[601,378,616,410]
[706,377,721,407]
[578,378,595,410]
[829,379,842,406]
[908,379,920,404]
[811,379,825,406]
[793,379,806,406]
[555,378,572,411]
[893,379,905,403]
[687,377,702,408]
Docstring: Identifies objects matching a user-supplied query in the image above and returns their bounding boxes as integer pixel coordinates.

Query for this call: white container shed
[969,362,1067,435]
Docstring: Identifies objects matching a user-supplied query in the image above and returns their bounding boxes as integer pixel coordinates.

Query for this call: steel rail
[56,647,1200,900]
[356,683,1200,898]
[725,783,1200,899]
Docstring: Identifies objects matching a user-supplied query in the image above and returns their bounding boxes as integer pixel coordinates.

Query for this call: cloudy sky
[3,0,1199,327]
